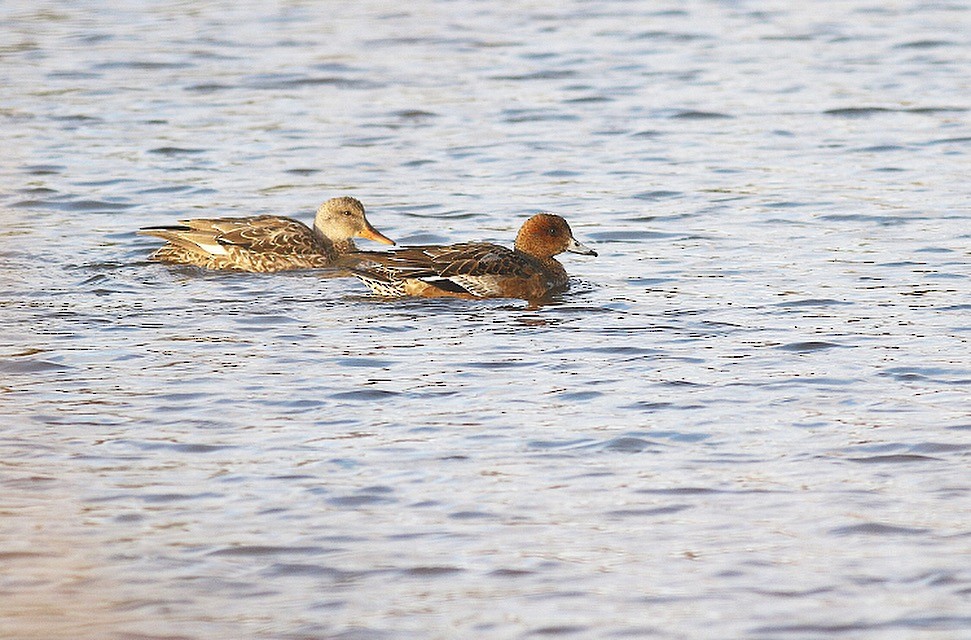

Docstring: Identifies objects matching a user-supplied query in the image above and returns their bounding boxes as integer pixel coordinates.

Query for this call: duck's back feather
[351,242,566,299]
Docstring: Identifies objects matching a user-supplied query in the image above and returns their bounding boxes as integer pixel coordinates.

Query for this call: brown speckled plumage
[140,196,394,272]
[350,213,596,302]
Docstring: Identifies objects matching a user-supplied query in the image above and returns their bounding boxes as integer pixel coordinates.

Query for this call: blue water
[2,1,970,638]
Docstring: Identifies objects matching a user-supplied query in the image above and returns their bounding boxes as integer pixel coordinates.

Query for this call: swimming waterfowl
[349,213,596,301]
[140,196,394,272]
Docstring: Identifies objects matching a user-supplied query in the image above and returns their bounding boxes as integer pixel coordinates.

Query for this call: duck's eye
[341,210,353,216]
[547,227,558,236]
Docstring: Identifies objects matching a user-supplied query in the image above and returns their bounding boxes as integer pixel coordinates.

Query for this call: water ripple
[4,2,970,638]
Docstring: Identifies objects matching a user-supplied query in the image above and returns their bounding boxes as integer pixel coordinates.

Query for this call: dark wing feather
[434,243,535,279]
[349,242,544,298]
[354,243,534,278]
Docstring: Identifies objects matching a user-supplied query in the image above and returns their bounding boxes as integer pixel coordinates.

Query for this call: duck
[349,213,596,301]
[140,196,394,272]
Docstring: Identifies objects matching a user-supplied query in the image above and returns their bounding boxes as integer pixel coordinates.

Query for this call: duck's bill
[358,224,396,245]
[567,236,597,257]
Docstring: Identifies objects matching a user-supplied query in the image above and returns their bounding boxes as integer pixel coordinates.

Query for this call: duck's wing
[141,215,317,255]
[352,242,536,297]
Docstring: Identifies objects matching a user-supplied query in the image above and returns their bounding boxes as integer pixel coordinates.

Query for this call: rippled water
[2,1,970,638]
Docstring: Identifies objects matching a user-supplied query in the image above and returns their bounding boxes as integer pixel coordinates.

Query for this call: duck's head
[514,213,597,259]
[314,196,395,245]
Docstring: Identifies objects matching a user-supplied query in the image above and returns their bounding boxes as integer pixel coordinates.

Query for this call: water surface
[2,1,970,638]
